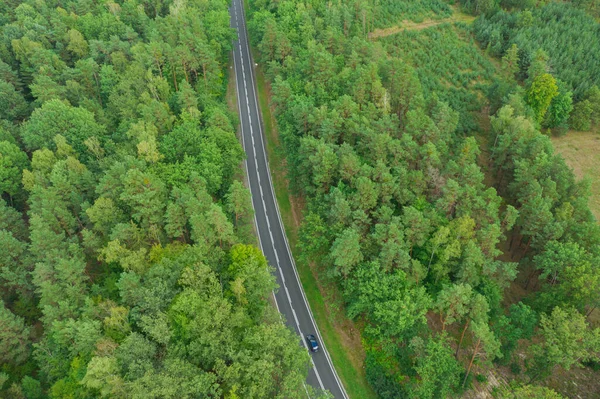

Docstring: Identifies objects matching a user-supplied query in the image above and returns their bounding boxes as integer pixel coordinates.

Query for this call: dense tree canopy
[2,0,599,397]
[474,3,600,115]
[0,0,318,398]
[248,0,600,397]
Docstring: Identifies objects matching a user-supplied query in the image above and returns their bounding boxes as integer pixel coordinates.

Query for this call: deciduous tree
[527,73,558,122]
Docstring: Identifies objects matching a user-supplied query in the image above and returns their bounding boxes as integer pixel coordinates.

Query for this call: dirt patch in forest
[368,9,475,39]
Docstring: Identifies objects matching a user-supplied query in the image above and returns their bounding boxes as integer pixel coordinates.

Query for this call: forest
[247,0,600,397]
[2,0,600,398]
[0,0,325,398]
[472,1,600,132]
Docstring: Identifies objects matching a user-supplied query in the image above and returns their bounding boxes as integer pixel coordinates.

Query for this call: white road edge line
[235,0,349,398]
[236,18,325,392]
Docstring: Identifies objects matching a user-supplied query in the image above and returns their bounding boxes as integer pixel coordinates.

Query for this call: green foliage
[0,140,29,200]
[569,85,600,131]
[0,79,28,121]
[245,0,539,396]
[21,376,43,399]
[494,303,538,361]
[490,99,600,319]
[364,348,406,399]
[474,3,600,99]
[570,99,593,131]
[407,334,462,399]
[460,0,500,15]
[227,244,277,318]
[382,24,497,131]
[527,307,600,383]
[251,0,600,394]
[543,79,573,131]
[434,283,474,331]
[158,116,244,194]
[587,85,600,125]
[501,44,519,79]
[330,228,363,278]
[372,1,453,29]
[3,0,598,396]
[511,385,564,399]
[225,180,254,241]
[526,73,558,122]
[0,300,31,365]
[20,100,106,157]
[0,0,312,397]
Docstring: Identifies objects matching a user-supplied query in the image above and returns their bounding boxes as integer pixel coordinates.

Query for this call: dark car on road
[305,334,319,352]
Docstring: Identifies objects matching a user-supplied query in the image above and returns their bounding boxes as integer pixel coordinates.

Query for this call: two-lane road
[229,1,348,398]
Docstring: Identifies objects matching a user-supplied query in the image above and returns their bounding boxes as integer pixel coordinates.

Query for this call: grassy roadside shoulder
[247,52,378,399]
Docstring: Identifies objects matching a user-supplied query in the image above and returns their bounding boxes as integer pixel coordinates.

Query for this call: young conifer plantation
[0,1,326,398]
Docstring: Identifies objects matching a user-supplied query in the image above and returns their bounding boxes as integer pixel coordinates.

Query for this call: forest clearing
[552,130,600,221]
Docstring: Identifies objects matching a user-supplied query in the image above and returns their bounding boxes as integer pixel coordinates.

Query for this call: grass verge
[250,49,378,399]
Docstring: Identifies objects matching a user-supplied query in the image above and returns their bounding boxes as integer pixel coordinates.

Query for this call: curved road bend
[229,0,349,398]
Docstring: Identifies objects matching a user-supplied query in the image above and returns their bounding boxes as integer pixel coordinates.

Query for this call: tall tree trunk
[509,231,516,252]
[456,319,470,359]
[462,338,481,388]
[428,245,437,271]
[492,133,500,149]
[524,268,538,290]
[586,306,597,318]
[182,61,189,83]
[523,236,532,256]
[551,271,559,286]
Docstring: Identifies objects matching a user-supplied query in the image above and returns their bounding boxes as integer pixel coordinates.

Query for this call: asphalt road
[229,1,349,398]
